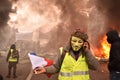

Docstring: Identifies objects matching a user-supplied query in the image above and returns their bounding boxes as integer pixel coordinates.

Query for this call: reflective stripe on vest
[60,71,89,76]
[9,49,17,62]
[59,47,63,54]
[58,47,90,80]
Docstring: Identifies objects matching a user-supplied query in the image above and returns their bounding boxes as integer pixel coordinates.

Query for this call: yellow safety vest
[58,47,90,80]
[8,49,17,62]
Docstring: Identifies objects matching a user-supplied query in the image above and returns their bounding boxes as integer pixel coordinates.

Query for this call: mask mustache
[74,46,79,48]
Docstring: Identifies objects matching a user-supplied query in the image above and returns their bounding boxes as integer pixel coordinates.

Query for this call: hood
[106,30,120,44]
[63,41,71,52]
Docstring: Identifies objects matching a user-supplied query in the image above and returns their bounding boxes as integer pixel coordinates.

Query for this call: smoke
[0,0,13,49]
[1,0,120,57]
[95,0,120,31]
[56,0,90,30]
[0,0,107,51]
[54,0,108,50]
[8,0,61,33]
[0,0,12,27]
[54,0,120,55]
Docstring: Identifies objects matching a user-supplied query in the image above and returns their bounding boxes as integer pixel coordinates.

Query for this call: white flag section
[28,53,47,69]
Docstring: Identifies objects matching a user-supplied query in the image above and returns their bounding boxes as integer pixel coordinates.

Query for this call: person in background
[0,74,3,80]
[6,44,19,78]
[34,29,99,80]
[106,30,120,80]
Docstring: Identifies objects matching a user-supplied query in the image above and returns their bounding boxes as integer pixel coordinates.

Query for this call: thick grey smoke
[47,0,120,57]
[0,0,11,27]
[54,0,120,51]
[45,0,91,52]
[95,0,120,31]
[1,0,120,57]
[0,0,13,49]
[53,0,107,50]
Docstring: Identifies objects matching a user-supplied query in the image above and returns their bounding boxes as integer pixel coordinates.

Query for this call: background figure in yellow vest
[6,44,19,78]
[34,29,99,80]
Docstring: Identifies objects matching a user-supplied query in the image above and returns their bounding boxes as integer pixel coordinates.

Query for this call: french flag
[28,52,53,78]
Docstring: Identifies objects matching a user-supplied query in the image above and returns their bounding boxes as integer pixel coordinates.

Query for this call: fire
[100,36,111,58]
[93,35,111,59]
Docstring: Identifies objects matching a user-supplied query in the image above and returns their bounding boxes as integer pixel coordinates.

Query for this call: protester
[106,30,120,80]
[34,29,99,80]
[6,44,19,78]
[0,74,3,80]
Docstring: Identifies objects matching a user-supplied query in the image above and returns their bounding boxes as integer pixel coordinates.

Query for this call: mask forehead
[71,36,83,41]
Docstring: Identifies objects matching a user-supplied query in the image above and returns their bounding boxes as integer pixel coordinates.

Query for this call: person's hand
[33,67,46,74]
[83,41,90,52]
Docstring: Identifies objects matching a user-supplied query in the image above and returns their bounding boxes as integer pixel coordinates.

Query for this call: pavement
[0,54,110,80]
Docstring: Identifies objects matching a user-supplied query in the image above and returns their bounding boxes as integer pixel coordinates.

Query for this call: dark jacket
[106,30,120,72]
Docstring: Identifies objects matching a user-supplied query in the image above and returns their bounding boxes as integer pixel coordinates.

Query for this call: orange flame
[93,35,111,59]
[100,36,111,58]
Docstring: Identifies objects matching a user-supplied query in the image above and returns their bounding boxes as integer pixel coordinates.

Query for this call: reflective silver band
[60,71,89,76]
